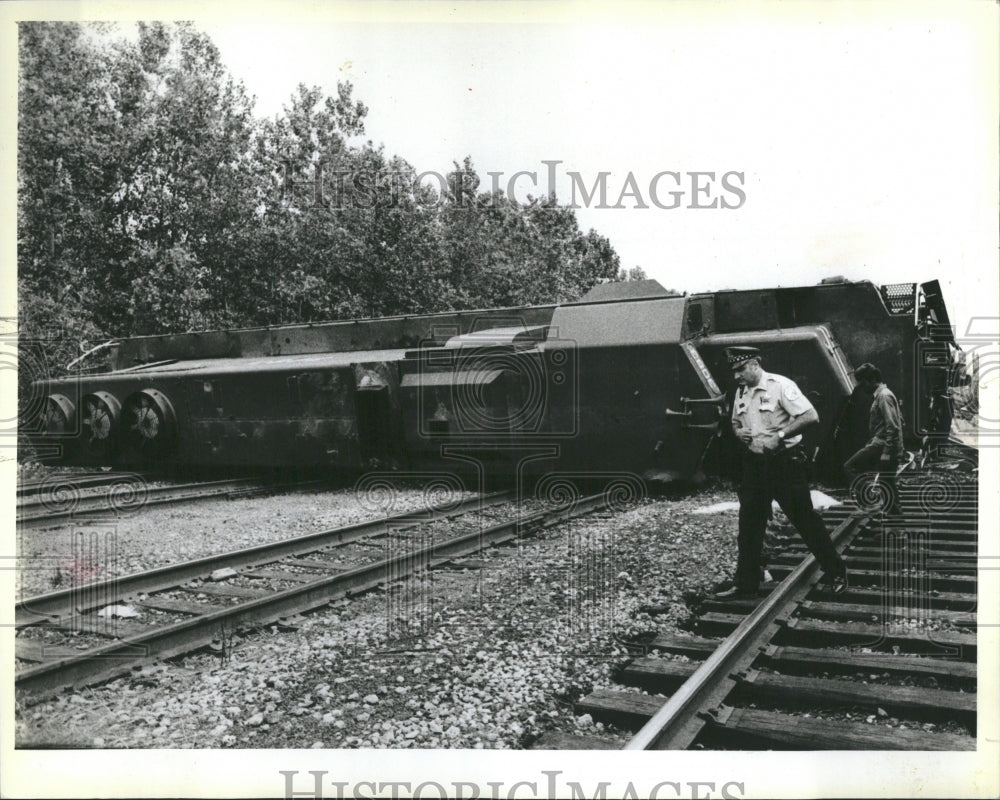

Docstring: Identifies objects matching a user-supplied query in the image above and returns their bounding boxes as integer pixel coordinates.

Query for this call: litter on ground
[693,490,841,515]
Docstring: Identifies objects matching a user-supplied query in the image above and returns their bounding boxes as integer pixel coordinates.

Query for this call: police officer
[844,362,905,517]
[716,346,848,598]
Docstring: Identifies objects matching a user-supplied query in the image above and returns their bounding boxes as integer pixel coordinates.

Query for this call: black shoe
[831,572,849,595]
[713,585,758,600]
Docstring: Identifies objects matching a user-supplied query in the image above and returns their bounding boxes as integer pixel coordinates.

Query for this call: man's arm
[879,393,903,458]
[779,406,819,438]
[732,390,753,445]
[760,407,818,452]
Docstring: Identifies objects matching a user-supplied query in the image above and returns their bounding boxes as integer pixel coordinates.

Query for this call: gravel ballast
[16,482,452,597]
[16,481,747,749]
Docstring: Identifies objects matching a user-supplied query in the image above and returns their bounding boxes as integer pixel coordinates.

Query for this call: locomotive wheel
[41,394,76,435]
[80,391,121,461]
[122,389,177,458]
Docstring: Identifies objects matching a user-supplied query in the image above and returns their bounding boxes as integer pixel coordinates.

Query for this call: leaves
[19,22,622,353]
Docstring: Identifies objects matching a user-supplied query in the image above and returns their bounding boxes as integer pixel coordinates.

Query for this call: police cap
[726,346,761,369]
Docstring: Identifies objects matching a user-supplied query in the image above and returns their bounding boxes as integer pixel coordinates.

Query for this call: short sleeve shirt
[732,370,814,452]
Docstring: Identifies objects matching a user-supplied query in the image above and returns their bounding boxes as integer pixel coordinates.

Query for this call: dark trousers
[844,443,901,514]
[735,448,846,591]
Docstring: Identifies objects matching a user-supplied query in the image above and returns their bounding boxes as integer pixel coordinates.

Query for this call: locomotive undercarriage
[27,279,962,486]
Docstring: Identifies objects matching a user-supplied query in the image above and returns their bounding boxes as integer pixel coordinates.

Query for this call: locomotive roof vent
[881,283,917,316]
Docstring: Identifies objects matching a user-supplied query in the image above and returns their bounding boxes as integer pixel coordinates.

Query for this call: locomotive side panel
[544,297,722,480]
[181,367,360,468]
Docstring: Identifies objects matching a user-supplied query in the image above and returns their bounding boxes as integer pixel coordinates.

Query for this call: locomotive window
[686,304,703,333]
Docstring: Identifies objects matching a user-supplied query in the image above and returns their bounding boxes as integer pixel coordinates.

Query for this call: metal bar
[680,396,727,405]
[624,512,867,751]
[16,477,265,524]
[16,472,146,498]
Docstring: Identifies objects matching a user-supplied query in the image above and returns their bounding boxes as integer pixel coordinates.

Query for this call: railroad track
[15,476,315,526]
[570,468,978,751]
[16,471,149,498]
[15,489,616,701]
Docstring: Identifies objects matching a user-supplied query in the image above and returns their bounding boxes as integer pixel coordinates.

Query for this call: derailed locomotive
[28,278,962,483]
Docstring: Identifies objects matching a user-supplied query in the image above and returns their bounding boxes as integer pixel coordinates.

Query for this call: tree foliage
[18,21,623,354]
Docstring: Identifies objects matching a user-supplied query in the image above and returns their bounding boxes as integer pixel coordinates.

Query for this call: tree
[616,266,648,281]
[105,22,261,332]
[18,22,263,336]
[439,159,620,308]
[252,83,458,322]
[18,23,120,335]
[19,22,623,349]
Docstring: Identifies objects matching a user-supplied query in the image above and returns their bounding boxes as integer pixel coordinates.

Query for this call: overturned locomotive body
[29,278,961,483]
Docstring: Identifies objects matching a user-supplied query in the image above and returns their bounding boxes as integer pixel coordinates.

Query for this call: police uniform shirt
[732,371,814,454]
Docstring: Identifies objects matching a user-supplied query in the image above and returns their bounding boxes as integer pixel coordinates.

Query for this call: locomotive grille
[880,283,916,315]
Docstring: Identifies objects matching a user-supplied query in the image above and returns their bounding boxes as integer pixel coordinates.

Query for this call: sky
[180,3,1000,338]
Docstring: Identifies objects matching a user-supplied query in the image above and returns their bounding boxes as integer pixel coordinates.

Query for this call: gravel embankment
[16,481,745,748]
[16,482,449,597]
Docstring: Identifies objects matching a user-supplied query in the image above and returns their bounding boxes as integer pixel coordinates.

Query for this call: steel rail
[16,491,512,626]
[16,490,611,700]
[16,472,146,498]
[624,510,869,751]
[15,477,298,525]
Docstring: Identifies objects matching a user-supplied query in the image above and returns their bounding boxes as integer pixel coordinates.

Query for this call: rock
[877,707,888,717]
[97,605,139,619]
[363,694,379,704]
[210,568,238,581]
[245,713,265,726]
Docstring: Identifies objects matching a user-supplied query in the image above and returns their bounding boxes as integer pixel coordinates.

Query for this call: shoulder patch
[785,384,803,401]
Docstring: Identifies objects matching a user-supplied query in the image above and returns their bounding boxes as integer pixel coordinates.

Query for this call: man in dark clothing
[716,347,848,599]
[844,362,905,517]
